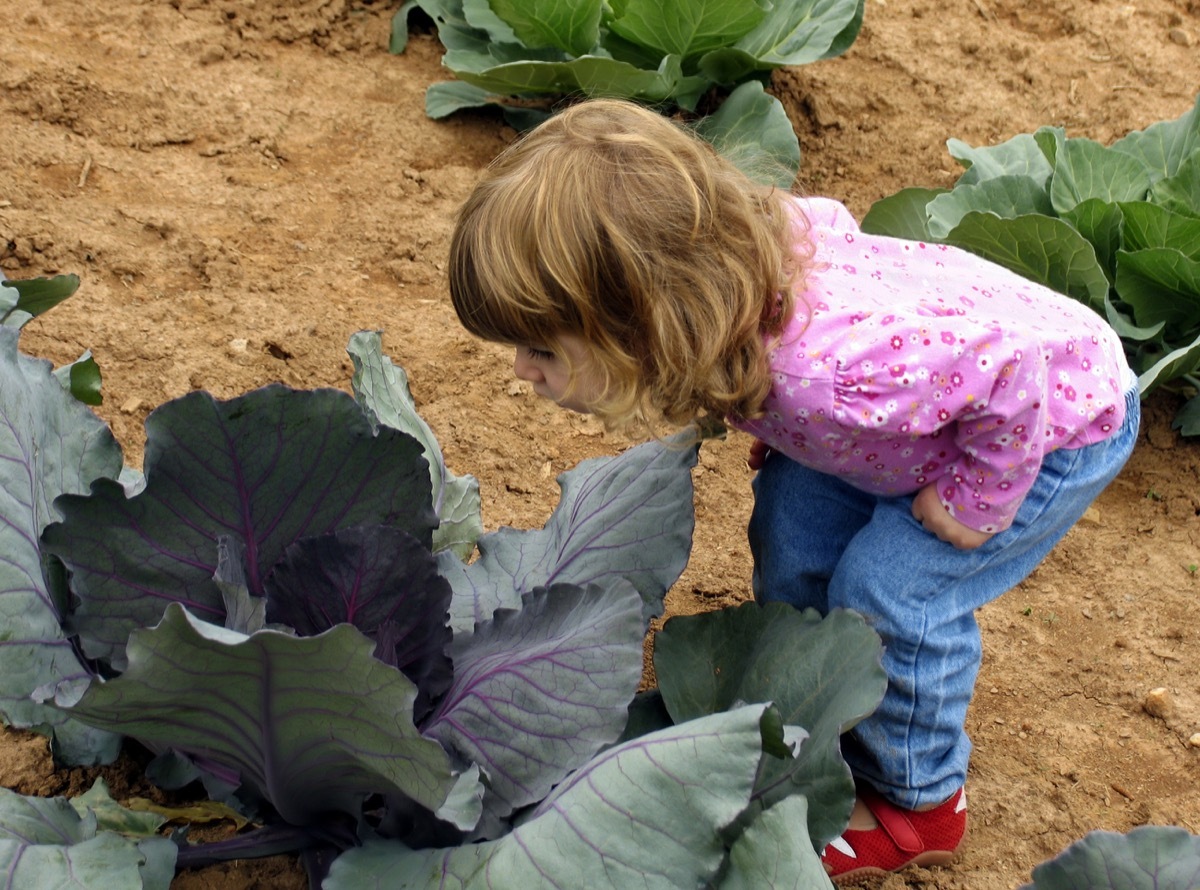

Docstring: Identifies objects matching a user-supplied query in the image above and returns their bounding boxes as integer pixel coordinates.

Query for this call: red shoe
[821,786,967,884]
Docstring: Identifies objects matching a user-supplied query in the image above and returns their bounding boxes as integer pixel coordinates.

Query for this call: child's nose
[513,350,543,383]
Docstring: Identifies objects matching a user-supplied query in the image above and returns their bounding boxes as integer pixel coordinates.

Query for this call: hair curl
[449,98,809,429]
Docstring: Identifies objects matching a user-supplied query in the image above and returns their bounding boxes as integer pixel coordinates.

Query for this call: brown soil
[2,0,1199,887]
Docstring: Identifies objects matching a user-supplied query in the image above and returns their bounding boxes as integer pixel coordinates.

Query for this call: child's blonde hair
[449,98,807,429]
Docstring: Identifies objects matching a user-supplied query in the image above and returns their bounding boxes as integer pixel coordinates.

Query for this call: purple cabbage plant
[1,288,893,888]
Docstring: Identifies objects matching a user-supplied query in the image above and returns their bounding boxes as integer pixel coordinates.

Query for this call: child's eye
[526,346,555,361]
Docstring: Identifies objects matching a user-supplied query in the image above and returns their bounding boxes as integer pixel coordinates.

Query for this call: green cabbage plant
[391,0,867,187]
[861,93,1200,433]
[1022,826,1200,890]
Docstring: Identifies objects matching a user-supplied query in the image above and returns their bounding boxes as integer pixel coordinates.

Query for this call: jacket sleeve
[830,321,1051,534]
[795,196,861,233]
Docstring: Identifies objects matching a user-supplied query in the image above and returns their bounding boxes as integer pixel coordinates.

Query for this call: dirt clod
[1143,687,1175,720]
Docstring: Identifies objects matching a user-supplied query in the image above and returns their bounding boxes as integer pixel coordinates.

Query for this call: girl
[448,98,1139,883]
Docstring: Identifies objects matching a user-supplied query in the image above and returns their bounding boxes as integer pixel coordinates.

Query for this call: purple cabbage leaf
[263,524,454,712]
[348,330,482,561]
[41,384,437,670]
[422,581,644,821]
[213,535,266,635]
[652,602,887,850]
[1021,825,1200,890]
[53,603,457,826]
[437,436,698,633]
[323,704,771,890]
[0,326,123,764]
[0,783,176,889]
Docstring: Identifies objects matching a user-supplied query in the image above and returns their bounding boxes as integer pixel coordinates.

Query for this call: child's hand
[911,484,994,550]
[747,439,772,471]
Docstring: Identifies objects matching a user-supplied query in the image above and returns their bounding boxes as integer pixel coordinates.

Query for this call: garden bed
[2,0,1198,886]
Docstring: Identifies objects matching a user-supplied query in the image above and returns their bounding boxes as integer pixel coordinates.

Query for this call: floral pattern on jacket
[731,197,1132,534]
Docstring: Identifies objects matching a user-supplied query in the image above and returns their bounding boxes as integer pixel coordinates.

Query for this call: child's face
[513,334,603,414]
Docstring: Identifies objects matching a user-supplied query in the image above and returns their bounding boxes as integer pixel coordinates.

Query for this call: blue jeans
[748,388,1140,809]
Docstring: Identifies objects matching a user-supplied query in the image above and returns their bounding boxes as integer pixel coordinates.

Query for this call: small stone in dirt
[1189,733,1200,748]
[120,397,143,414]
[1143,687,1174,720]
[198,44,227,64]
[1168,28,1194,46]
